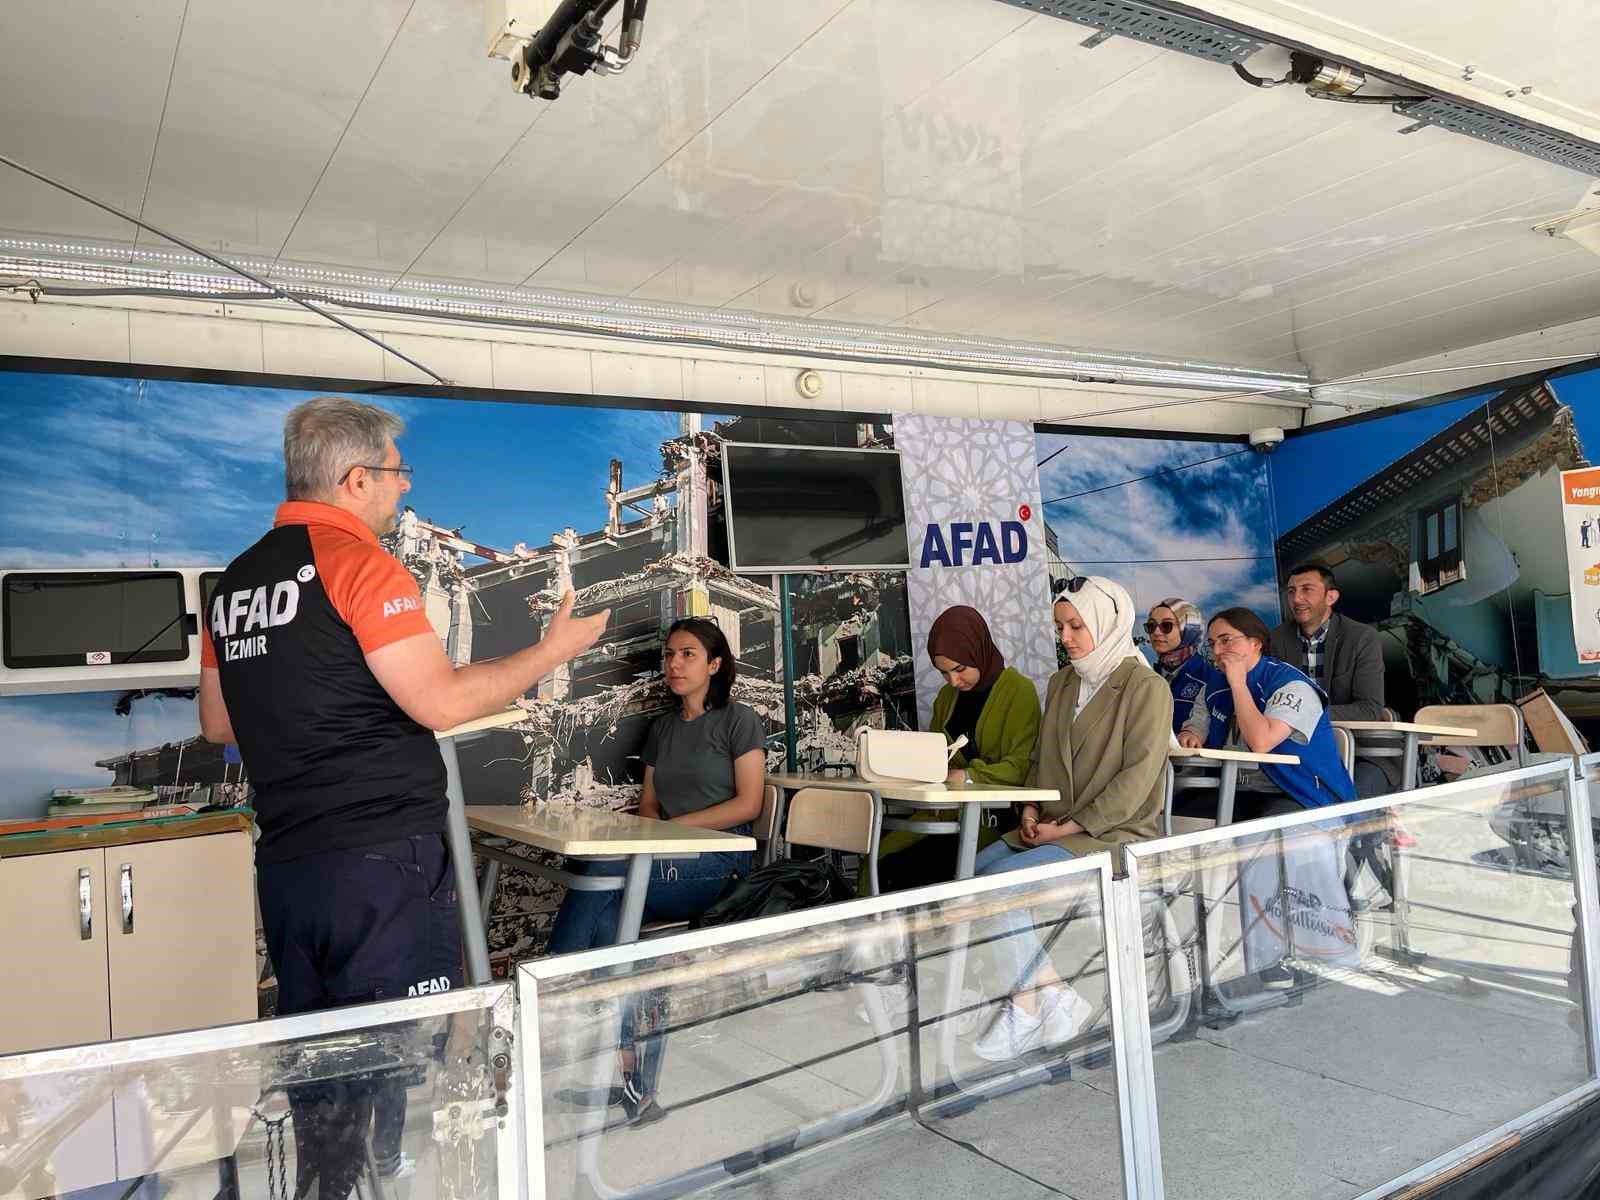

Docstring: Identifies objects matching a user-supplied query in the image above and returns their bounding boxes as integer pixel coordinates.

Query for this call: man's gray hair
[283,397,405,500]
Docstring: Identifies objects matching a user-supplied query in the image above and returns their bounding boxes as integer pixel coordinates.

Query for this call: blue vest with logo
[1196,656,1356,810]
[1164,655,1214,741]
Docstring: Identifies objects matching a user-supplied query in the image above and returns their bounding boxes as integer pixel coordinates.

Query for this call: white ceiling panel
[0,0,187,244]
[5,0,1600,391]
[135,0,415,259]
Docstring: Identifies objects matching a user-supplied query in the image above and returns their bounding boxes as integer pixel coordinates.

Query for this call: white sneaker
[1038,986,1094,1046]
[973,1000,1044,1063]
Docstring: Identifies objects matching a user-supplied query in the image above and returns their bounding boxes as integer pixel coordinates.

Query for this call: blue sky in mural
[0,371,680,566]
[1037,431,1281,626]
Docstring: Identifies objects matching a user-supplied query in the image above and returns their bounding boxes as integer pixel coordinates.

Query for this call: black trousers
[258,835,464,1200]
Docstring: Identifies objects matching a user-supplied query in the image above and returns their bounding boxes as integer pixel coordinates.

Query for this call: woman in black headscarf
[875,605,1043,891]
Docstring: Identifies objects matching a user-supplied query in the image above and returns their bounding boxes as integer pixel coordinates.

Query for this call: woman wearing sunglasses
[1145,597,1211,740]
[1177,608,1359,990]
[970,575,1172,1061]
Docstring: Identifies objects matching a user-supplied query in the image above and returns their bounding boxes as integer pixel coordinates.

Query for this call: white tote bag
[854,728,968,785]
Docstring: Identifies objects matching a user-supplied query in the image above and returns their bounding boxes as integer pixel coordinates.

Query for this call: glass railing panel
[1128,764,1590,1200]
[520,856,1131,1200]
[0,985,514,1200]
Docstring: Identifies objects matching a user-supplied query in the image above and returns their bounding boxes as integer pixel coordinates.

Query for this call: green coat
[930,665,1042,786]
[874,666,1043,868]
[1005,657,1172,859]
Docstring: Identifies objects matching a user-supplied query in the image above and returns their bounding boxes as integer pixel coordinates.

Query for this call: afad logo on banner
[918,504,1032,568]
[1560,467,1600,664]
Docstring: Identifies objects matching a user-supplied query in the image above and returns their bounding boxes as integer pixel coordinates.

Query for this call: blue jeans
[974,840,1076,992]
[546,845,752,955]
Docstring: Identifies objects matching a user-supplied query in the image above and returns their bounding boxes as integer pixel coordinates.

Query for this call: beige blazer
[1007,656,1174,856]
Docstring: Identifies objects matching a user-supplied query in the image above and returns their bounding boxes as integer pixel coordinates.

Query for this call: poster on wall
[1561,466,1600,664]
[894,413,1057,724]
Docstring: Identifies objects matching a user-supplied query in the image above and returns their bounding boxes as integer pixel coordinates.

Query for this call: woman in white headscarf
[970,574,1174,1062]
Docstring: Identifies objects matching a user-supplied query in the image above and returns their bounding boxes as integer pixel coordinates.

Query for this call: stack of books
[47,786,159,818]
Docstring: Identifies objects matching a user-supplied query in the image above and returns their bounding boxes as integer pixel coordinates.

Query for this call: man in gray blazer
[1268,561,1393,797]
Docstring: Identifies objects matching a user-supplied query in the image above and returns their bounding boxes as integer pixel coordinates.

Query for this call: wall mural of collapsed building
[1270,371,1600,742]
[0,369,915,972]
[392,411,916,965]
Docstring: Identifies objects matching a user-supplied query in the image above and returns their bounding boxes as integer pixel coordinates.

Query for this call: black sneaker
[1257,964,1296,991]
[620,1076,667,1128]
[554,1085,627,1110]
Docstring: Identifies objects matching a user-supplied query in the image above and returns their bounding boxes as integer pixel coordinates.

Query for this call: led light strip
[0,249,1314,397]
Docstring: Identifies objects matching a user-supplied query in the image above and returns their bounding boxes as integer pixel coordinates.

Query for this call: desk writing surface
[436,709,529,740]
[1168,747,1299,765]
[465,804,755,856]
[1333,721,1478,738]
[764,771,1056,806]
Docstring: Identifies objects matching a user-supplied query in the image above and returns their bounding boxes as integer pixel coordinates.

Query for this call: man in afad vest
[201,396,608,1199]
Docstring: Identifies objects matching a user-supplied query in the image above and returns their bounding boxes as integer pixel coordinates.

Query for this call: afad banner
[1561,466,1600,664]
[894,414,1057,726]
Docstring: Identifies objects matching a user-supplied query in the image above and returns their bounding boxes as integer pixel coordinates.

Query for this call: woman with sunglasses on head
[1177,608,1359,991]
[547,616,764,1124]
[876,605,1042,891]
[970,575,1173,1061]
[1145,597,1210,740]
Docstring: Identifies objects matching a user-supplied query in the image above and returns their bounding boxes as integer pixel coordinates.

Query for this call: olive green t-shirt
[643,701,767,818]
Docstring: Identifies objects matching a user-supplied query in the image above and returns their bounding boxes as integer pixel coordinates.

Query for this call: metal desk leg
[615,854,654,945]
[478,859,501,928]
[954,806,982,880]
[439,737,492,985]
[1217,761,1239,826]
[1390,733,1420,962]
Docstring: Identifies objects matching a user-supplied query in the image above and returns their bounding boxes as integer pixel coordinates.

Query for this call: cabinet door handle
[79,868,93,940]
[120,863,134,934]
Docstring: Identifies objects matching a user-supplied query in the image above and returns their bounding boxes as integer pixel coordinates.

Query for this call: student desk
[437,710,753,983]
[464,804,754,950]
[763,772,1058,880]
[1166,746,1300,831]
[1332,720,1478,791]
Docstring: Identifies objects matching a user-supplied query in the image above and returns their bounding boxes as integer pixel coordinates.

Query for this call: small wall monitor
[0,568,221,696]
[721,443,910,573]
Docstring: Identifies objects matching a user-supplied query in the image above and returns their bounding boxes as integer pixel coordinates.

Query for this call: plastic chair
[1414,703,1527,767]
[786,786,883,897]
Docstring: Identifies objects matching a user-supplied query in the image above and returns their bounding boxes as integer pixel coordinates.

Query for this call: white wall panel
[489,343,593,395]
[0,304,130,363]
[128,311,264,373]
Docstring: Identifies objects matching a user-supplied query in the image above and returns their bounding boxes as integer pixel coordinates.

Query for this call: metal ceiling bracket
[996,0,1262,64]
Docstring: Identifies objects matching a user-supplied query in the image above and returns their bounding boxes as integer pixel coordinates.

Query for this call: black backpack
[690,856,855,928]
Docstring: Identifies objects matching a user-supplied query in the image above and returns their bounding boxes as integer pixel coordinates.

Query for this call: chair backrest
[1414,703,1526,759]
[754,784,781,844]
[786,786,882,895]
[785,787,875,856]
[1332,726,1355,777]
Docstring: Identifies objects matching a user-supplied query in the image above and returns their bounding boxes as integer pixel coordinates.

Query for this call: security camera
[1248,427,1285,453]
[487,0,647,102]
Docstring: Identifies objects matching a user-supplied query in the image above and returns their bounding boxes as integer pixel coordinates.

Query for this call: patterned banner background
[894,413,1057,726]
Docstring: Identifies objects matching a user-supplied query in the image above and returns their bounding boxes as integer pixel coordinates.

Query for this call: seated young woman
[972,575,1173,1062]
[546,617,764,1122]
[1176,607,1360,988]
[876,605,1041,892]
[1146,596,1209,739]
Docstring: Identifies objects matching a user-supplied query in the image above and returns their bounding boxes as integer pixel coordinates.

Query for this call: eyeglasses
[1143,619,1177,635]
[340,463,414,484]
[1060,574,1118,614]
[1207,632,1248,652]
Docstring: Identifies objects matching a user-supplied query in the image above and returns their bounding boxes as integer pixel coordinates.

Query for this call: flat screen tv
[2,571,189,669]
[721,443,910,573]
